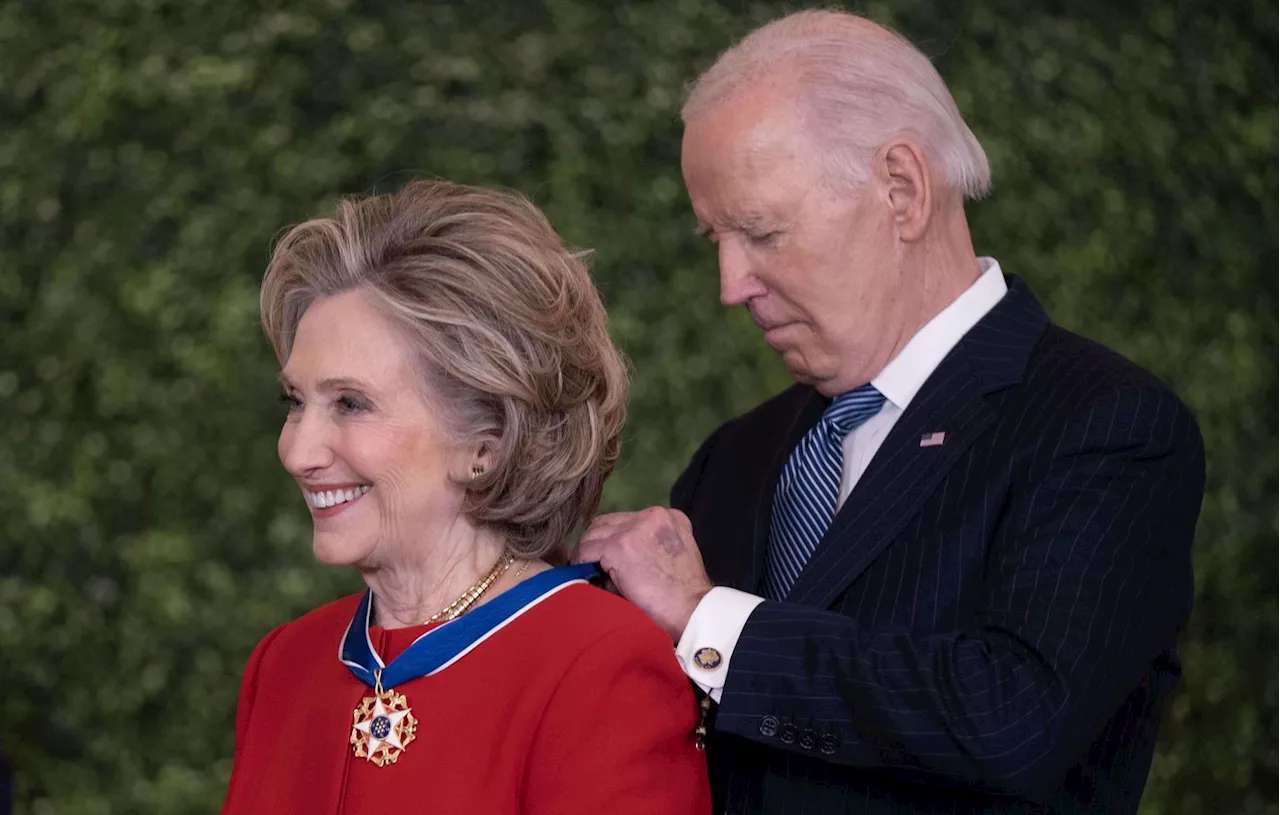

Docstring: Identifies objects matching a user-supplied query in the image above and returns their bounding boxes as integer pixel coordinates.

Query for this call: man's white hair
[682,10,991,200]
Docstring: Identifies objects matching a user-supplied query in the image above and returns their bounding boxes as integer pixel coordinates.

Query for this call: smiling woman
[219,180,710,815]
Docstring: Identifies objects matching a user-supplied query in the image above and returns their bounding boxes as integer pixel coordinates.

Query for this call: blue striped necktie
[763,384,887,600]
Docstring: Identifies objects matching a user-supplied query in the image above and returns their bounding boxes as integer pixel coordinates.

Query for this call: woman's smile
[305,483,373,518]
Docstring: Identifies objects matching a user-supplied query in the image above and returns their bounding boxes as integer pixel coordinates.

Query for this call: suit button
[779,723,799,744]
[799,728,818,750]
[819,733,841,755]
[758,715,779,737]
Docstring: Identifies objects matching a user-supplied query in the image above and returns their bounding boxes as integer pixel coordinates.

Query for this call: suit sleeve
[523,619,712,815]
[713,384,1204,802]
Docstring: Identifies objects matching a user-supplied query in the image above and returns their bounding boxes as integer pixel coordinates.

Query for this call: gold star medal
[350,677,417,767]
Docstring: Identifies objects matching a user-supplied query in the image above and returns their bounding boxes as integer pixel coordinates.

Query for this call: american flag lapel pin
[920,431,946,447]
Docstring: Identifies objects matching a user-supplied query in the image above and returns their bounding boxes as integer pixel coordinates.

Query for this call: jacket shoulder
[1012,325,1204,452]
[256,593,363,658]
[1030,326,1197,411]
[539,583,670,644]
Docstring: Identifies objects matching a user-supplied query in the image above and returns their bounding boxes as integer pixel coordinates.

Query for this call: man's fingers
[583,507,673,539]
[571,532,609,563]
[572,536,603,563]
[574,531,627,566]
[576,505,698,577]
[575,525,624,551]
[670,509,694,536]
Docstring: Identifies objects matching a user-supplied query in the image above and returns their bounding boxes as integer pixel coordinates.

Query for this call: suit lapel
[740,389,826,594]
[784,276,1049,608]
[786,358,994,607]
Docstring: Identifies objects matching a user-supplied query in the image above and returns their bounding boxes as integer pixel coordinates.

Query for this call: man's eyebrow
[694,215,770,237]
[727,215,767,232]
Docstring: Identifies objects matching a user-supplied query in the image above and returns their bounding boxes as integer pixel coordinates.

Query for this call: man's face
[681,85,909,395]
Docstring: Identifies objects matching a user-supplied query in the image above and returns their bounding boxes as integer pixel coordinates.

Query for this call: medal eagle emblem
[350,689,418,766]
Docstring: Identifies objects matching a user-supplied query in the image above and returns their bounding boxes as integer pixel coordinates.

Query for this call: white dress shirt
[675,258,1009,700]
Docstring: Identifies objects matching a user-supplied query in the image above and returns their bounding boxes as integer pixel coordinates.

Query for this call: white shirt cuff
[674,587,765,703]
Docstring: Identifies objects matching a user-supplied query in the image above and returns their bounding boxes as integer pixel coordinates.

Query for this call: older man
[576,9,1205,815]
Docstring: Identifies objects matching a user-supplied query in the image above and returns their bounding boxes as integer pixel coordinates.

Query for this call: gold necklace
[423,550,514,623]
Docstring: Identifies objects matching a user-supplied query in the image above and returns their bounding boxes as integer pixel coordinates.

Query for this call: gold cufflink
[693,647,723,671]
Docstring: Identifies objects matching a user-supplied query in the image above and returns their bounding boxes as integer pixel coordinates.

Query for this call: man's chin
[780,354,849,397]
[779,350,819,385]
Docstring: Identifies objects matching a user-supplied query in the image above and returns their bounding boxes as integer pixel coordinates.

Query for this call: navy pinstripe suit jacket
[671,278,1204,814]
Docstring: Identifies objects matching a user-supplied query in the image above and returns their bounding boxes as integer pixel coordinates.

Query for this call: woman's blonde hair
[260,179,629,559]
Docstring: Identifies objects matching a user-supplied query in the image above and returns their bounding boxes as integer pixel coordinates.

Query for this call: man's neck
[918,204,983,317]
[818,215,982,397]
[886,204,983,361]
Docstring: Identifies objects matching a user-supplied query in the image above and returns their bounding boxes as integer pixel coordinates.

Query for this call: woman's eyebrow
[276,374,375,392]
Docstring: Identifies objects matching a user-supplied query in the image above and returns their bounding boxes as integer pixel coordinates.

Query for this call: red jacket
[222,582,711,814]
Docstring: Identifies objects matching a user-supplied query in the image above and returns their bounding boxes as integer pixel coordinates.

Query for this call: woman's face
[277,289,475,569]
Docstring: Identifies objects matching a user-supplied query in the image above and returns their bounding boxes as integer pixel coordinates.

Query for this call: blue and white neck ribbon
[339,563,601,690]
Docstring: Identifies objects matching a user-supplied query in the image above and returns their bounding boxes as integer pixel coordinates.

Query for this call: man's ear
[878,139,933,242]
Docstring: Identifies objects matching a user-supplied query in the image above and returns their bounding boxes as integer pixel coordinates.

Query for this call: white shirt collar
[871,257,1008,410]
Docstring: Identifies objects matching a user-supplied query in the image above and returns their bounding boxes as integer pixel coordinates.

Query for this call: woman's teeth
[308,485,371,509]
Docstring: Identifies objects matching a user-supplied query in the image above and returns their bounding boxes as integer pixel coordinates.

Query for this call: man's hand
[574,507,714,641]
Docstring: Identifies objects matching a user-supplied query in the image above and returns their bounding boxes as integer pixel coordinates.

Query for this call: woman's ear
[449,440,495,485]
[472,441,494,478]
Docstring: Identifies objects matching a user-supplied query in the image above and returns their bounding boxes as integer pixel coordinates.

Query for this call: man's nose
[718,241,762,306]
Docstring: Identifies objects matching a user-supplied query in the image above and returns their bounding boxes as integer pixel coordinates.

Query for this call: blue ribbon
[339,563,602,690]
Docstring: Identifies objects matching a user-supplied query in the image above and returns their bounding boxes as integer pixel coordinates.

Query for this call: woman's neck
[361,525,510,630]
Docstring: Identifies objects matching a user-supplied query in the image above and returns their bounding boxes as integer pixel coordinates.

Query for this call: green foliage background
[0,0,1274,812]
